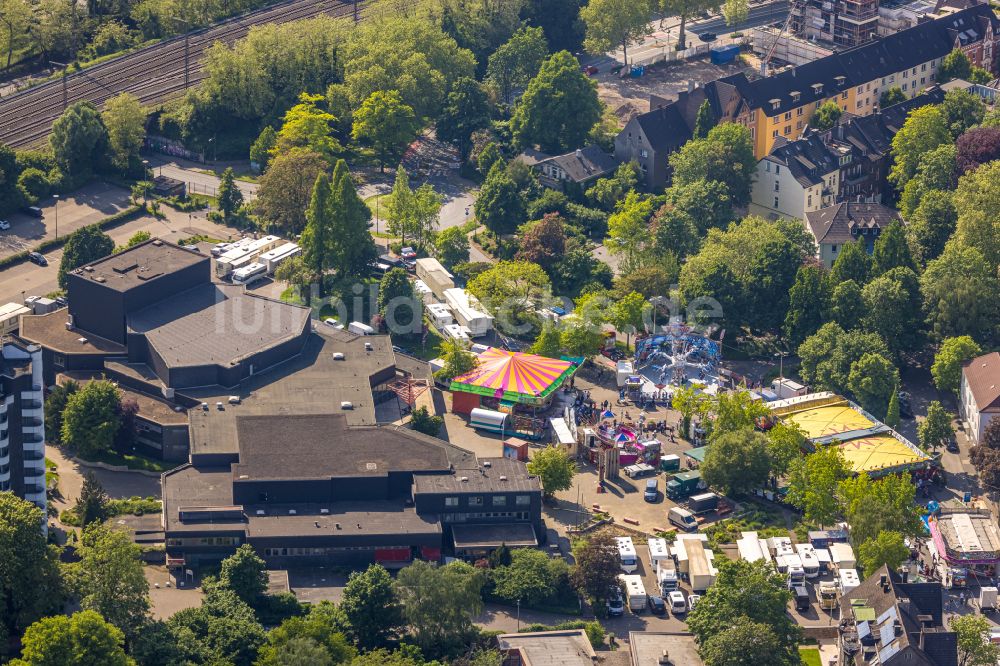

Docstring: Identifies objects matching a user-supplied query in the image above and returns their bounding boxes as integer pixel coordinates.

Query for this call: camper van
[231,262,267,285]
[647,538,670,569]
[620,574,647,612]
[795,543,821,578]
[616,537,638,573]
[348,322,375,336]
[0,302,30,336]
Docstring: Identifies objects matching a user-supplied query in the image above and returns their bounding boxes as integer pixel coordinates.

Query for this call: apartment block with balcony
[0,340,47,516]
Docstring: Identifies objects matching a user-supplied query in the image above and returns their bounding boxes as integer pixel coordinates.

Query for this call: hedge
[59,495,161,527]
[0,205,144,271]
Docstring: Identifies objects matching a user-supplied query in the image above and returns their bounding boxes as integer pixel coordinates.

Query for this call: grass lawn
[177,233,223,245]
[799,647,822,666]
[392,325,445,361]
[84,450,175,473]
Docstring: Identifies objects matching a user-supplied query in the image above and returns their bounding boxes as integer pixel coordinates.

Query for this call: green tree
[44,378,79,443]
[74,472,109,527]
[511,50,602,153]
[700,617,787,666]
[475,163,525,247]
[467,260,551,334]
[274,93,341,161]
[580,0,654,67]
[941,88,985,139]
[490,543,513,568]
[672,383,712,437]
[492,548,569,606]
[798,323,891,394]
[937,48,972,83]
[256,148,328,236]
[300,173,335,288]
[217,167,244,222]
[932,336,982,394]
[218,543,268,606]
[908,190,956,265]
[10,611,130,666]
[662,0,722,50]
[0,493,65,654]
[920,242,999,343]
[861,269,922,357]
[839,473,923,545]
[561,320,605,358]
[436,77,491,161]
[721,0,748,29]
[379,268,418,331]
[885,389,901,430]
[652,204,700,260]
[517,214,567,272]
[167,587,266,665]
[606,191,655,274]
[666,178,732,233]
[784,264,830,348]
[810,100,842,130]
[485,26,548,105]
[830,279,865,331]
[57,225,114,289]
[786,446,850,527]
[669,123,756,207]
[609,291,648,349]
[766,422,807,479]
[527,445,577,498]
[102,92,146,175]
[395,560,485,652]
[919,401,954,452]
[586,162,640,211]
[340,564,404,649]
[899,144,956,220]
[123,231,151,250]
[256,603,355,666]
[889,105,951,190]
[829,240,870,286]
[847,352,899,418]
[74,523,149,640]
[352,90,418,172]
[570,533,621,608]
[434,226,470,269]
[530,321,563,358]
[952,614,1000,666]
[49,101,109,183]
[953,161,1000,270]
[409,406,444,437]
[693,99,715,138]
[435,338,477,381]
[879,87,906,108]
[857,532,909,576]
[477,142,504,176]
[329,159,378,279]
[687,559,801,666]
[250,125,277,172]
[712,390,771,437]
[701,427,770,495]
[60,380,121,458]
[870,220,916,276]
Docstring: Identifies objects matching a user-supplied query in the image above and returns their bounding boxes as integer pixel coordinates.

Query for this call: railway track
[0,0,366,148]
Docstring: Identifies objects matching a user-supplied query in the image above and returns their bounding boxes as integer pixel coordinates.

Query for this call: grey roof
[71,238,207,292]
[538,145,619,183]
[232,413,454,481]
[128,283,310,370]
[412,456,542,494]
[498,630,596,666]
[629,633,704,666]
[19,309,125,355]
[452,523,538,548]
[766,133,841,187]
[806,202,901,244]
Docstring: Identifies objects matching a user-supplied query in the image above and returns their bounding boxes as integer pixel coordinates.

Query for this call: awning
[684,446,709,462]
[375,548,411,563]
[452,523,538,550]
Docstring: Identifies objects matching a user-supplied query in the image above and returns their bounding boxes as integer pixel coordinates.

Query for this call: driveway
[46,445,162,514]
[146,156,259,199]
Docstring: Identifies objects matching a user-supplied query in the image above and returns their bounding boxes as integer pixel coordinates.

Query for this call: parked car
[28,252,47,266]
[947,439,960,453]
[898,391,914,418]
[687,594,701,612]
[400,246,417,260]
[698,32,717,42]
[23,206,43,218]
[606,590,625,617]
[647,595,666,615]
[668,590,686,614]
[0,220,10,230]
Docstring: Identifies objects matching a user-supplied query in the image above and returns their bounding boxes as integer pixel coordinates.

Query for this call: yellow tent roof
[836,434,929,473]
[783,404,874,439]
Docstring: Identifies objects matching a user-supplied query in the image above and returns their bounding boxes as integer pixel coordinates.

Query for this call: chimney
[880,573,889,591]
[658,649,672,665]
[893,619,902,636]
[899,567,909,583]
[576,148,583,159]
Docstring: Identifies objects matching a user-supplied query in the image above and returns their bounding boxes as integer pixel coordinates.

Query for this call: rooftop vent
[500,475,508,481]
[483,461,492,468]
[320,508,330,515]
[315,521,320,528]
[238,475,249,480]
[151,239,163,246]
[256,509,265,515]
[95,276,106,283]
[357,523,361,529]
[341,401,353,410]
[364,342,373,351]
[336,522,342,529]
[460,476,469,482]
[84,266,94,272]
[332,352,345,361]
[288,509,296,515]
[77,337,88,344]
[201,402,209,410]
[216,402,224,410]
[366,462,377,471]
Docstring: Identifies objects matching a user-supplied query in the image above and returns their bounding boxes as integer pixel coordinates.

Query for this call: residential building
[499,630,598,666]
[0,339,46,515]
[617,4,999,173]
[520,145,619,191]
[749,134,842,220]
[162,412,543,568]
[805,202,902,267]
[839,565,956,666]
[960,352,1000,443]
[629,633,704,666]
[791,0,881,48]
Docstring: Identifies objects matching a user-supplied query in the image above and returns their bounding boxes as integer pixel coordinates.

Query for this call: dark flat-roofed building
[163,413,542,568]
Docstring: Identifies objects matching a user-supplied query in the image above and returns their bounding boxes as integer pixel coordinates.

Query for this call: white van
[668,506,698,532]
[348,321,375,336]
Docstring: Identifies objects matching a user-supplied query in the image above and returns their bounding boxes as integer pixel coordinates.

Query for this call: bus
[231,262,267,285]
[616,536,638,573]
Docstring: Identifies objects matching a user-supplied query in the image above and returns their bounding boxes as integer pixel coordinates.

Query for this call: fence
[628,33,750,68]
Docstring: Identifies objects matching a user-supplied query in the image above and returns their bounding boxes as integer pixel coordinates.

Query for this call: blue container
[710,44,739,65]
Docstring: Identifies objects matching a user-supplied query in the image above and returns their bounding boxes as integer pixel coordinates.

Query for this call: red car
[582,65,598,76]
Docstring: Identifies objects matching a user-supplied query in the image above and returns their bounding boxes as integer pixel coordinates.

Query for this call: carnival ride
[633,327,723,398]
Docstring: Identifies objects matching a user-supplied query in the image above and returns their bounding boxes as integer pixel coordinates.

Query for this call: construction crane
[761,0,806,76]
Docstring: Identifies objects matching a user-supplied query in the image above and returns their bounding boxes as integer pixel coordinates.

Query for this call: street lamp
[774,350,789,382]
[52,194,59,239]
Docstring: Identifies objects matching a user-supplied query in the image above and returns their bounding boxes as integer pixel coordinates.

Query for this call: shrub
[18,168,51,203]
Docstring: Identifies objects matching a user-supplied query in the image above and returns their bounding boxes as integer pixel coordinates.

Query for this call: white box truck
[443,288,492,337]
[620,574,647,612]
[685,538,717,592]
[348,322,375,336]
[657,561,679,593]
[415,258,454,300]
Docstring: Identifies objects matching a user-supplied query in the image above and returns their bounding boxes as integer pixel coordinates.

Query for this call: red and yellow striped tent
[450,348,577,406]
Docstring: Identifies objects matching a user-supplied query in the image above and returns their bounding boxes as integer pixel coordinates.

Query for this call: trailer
[648,538,671,569]
[443,288,492,337]
[793,584,810,611]
[795,544,821,578]
[688,492,720,515]
[0,302,30,336]
[666,470,705,500]
[415,258,454,299]
[829,542,856,571]
[685,538,717,592]
[839,568,860,594]
[620,574,647,612]
[412,279,434,303]
[737,531,772,565]
[214,235,282,278]
[616,537,638,573]
[808,529,849,549]
[348,322,375,336]
[259,242,301,274]
[470,408,509,435]
[660,454,681,472]
[426,303,454,328]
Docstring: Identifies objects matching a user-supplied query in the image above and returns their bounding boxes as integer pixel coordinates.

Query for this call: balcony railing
[21,433,43,444]
[19,400,42,410]
[22,416,42,428]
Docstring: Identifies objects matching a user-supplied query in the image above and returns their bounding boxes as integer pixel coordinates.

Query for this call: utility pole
[168,16,193,89]
[50,61,69,110]
[353,0,359,23]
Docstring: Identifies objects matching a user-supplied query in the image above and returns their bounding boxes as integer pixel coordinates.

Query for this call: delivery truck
[685,538,717,592]
[666,470,705,500]
[657,562,679,593]
[819,581,839,611]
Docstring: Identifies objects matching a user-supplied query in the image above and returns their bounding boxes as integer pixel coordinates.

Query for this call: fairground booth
[770,392,936,478]
[450,348,579,440]
[928,508,1000,586]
